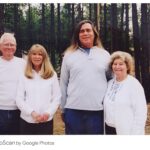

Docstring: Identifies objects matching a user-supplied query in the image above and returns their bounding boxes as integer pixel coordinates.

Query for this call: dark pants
[20,118,53,135]
[0,109,20,135]
[105,123,116,135]
[64,108,104,135]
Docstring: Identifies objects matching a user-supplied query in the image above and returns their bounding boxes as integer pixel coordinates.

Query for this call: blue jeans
[64,109,104,135]
[0,109,20,135]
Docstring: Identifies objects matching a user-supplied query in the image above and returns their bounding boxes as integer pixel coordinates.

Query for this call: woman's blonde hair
[109,51,135,76]
[25,44,54,79]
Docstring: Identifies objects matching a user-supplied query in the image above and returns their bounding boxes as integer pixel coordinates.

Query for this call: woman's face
[112,58,128,80]
[31,51,43,71]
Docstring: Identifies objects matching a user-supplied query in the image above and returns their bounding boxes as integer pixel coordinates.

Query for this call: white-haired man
[0,33,25,134]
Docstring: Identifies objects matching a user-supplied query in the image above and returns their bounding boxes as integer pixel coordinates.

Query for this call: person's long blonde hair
[25,44,54,79]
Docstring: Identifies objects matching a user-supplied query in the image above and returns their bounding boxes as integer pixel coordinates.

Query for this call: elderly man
[60,20,110,134]
[0,33,25,134]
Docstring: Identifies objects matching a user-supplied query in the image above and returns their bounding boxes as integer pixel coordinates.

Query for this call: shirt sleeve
[16,75,34,116]
[104,51,112,81]
[60,55,70,113]
[131,81,147,134]
[44,73,61,117]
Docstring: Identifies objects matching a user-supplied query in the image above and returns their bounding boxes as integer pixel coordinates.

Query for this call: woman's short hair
[109,51,134,75]
[66,20,103,51]
[25,44,54,79]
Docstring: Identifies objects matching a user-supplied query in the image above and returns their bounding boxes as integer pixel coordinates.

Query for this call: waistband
[0,109,20,113]
[65,108,103,114]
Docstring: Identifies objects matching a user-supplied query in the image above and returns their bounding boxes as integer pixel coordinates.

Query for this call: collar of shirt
[79,47,91,54]
[32,69,42,78]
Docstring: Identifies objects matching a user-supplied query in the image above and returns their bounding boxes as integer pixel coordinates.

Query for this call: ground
[53,108,65,135]
[145,104,150,134]
[53,104,150,135]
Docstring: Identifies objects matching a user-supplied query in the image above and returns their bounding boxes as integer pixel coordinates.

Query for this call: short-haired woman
[104,51,147,135]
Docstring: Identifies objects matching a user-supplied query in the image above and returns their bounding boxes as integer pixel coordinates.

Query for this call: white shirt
[16,71,61,123]
[0,56,25,110]
[104,75,147,135]
[104,80,123,127]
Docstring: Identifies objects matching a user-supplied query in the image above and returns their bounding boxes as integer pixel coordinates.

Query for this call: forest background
[0,3,150,134]
[0,3,149,101]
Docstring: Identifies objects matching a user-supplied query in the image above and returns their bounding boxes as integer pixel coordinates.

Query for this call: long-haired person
[60,20,110,134]
[16,44,61,135]
[104,51,147,135]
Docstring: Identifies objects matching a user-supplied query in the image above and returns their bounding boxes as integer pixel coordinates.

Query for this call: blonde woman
[104,51,147,135]
[16,44,61,135]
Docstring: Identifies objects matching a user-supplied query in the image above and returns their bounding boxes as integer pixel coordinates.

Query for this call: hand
[42,113,50,122]
[31,111,42,123]
[36,115,44,122]
[31,111,50,123]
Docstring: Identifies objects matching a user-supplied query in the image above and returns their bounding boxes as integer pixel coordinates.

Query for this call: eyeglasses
[3,43,16,47]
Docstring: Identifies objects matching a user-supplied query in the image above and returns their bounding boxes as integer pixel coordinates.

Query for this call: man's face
[79,23,95,48]
[0,37,16,60]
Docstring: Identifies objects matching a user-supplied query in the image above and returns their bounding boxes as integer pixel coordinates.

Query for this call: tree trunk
[41,4,46,45]
[119,4,124,51]
[27,4,33,49]
[94,4,98,30]
[76,4,82,22]
[124,4,129,53]
[0,4,4,36]
[110,4,118,52]
[132,4,141,82]
[71,4,75,33]
[14,4,22,57]
[103,4,108,50]
[57,4,62,62]
[50,4,56,68]
[141,4,149,101]
[89,4,92,21]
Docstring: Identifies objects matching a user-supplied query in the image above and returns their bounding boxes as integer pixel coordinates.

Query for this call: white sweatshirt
[16,71,61,123]
[60,46,110,112]
[104,75,147,135]
[0,56,25,110]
